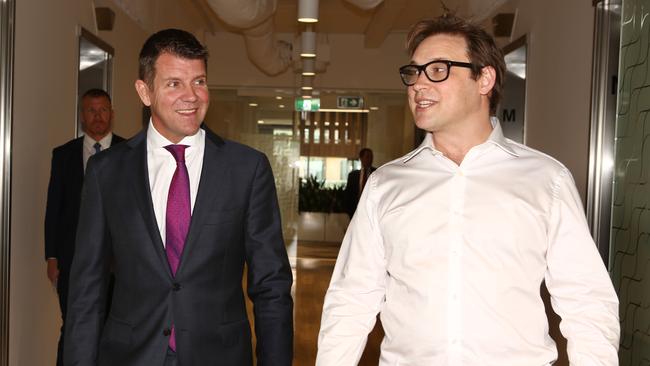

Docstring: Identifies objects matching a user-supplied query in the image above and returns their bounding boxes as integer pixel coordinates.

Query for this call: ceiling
[111,0,510,47]
[106,0,512,113]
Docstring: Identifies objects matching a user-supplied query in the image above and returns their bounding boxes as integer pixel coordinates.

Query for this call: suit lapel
[176,129,228,276]
[127,131,171,277]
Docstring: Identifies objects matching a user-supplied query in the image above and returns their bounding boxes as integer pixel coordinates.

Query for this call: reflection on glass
[298,156,357,187]
[314,128,320,143]
[334,129,340,144]
[324,129,330,144]
[304,128,310,143]
[77,29,113,134]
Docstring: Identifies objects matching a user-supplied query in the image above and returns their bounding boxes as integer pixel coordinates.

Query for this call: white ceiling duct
[243,17,292,76]
[206,0,291,76]
[343,0,385,11]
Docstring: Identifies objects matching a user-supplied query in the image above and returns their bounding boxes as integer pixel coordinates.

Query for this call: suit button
[163,328,171,336]
[172,283,181,291]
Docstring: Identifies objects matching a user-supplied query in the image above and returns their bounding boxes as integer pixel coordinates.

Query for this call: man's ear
[134,80,152,106]
[478,66,497,96]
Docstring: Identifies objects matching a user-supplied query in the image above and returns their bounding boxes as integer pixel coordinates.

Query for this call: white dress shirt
[83,132,113,171]
[146,121,205,246]
[317,118,619,366]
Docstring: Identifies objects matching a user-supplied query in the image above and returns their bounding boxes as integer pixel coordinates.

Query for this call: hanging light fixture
[302,58,315,76]
[301,76,313,90]
[300,31,316,58]
[298,0,319,23]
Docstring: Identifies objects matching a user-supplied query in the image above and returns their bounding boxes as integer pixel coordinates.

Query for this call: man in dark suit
[45,88,124,366]
[64,29,293,366]
[344,148,376,218]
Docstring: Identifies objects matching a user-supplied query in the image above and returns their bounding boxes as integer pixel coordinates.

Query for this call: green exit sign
[295,98,320,111]
[337,96,363,109]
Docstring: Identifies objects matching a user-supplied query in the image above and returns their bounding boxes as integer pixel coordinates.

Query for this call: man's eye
[194,79,206,86]
[167,81,179,87]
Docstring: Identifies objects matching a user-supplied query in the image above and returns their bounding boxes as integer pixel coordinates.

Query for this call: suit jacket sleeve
[344,171,357,218]
[44,148,65,260]
[64,158,111,365]
[244,154,293,366]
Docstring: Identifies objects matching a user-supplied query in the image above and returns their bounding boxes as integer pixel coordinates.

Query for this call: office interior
[0,0,647,365]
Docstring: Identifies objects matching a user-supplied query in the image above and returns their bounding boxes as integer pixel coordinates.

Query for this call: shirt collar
[83,132,113,150]
[146,119,203,151]
[402,117,519,163]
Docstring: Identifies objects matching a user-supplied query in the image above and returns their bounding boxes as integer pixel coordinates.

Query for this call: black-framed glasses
[399,60,476,86]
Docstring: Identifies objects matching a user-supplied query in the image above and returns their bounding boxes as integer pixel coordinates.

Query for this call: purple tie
[164,144,191,352]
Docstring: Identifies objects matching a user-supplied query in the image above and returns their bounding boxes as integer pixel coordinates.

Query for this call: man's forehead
[83,96,111,106]
[413,33,469,61]
[153,54,206,80]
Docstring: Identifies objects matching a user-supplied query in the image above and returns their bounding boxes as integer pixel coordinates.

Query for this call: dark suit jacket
[64,127,293,366]
[44,134,125,272]
[344,167,376,218]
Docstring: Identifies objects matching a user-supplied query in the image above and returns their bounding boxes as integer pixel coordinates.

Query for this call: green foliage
[299,175,346,213]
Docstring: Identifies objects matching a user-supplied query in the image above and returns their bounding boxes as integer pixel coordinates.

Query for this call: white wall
[509,0,595,200]
[11,0,145,364]
[96,0,148,137]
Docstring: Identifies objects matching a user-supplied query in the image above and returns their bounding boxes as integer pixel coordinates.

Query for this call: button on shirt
[317,119,619,366]
[146,121,205,245]
[83,133,113,171]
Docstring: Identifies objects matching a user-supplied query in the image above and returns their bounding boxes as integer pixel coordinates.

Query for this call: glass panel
[610,0,650,363]
[77,29,113,135]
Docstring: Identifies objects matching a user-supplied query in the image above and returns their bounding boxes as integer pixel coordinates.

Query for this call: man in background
[44,88,124,366]
[344,148,376,218]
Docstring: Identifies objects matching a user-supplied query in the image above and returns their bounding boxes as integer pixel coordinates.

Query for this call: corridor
[292,240,383,365]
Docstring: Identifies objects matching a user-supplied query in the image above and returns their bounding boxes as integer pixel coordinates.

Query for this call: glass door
[608,0,650,363]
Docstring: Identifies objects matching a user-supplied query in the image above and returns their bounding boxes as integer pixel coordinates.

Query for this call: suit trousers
[164,348,178,366]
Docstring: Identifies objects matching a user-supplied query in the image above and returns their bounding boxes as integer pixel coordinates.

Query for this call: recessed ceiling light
[275,96,283,100]
[279,104,285,108]
[257,120,264,124]
[249,103,258,107]
[370,106,379,110]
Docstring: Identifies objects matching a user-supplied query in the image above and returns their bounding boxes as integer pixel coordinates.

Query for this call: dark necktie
[93,142,101,154]
[163,144,191,352]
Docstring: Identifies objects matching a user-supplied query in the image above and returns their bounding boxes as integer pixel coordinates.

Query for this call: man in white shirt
[317,15,620,366]
[44,88,124,366]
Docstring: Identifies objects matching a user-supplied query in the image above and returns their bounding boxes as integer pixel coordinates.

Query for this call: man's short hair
[405,16,506,115]
[138,28,209,86]
[81,88,111,104]
[359,148,373,158]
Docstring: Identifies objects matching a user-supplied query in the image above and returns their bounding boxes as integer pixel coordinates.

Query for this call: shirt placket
[447,165,466,366]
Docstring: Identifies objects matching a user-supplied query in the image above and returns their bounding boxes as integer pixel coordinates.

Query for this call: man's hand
[46,258,59,287]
